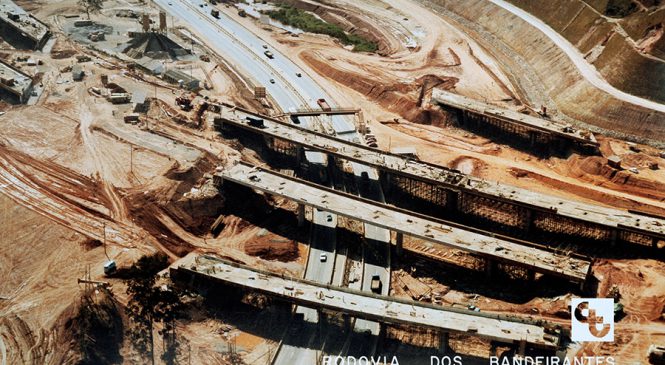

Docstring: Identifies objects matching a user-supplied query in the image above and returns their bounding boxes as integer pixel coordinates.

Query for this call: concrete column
[529,131,537,147]
[446,189,458,214]
[652,237,660,249]
[297,204,305,227]
[524,209,533,234]
[318,310,326,328]
[342,314,351,330]
[456,110,465,126]
[295,146,303,164]
[383,172,393,195]
[518,340,526,356]
[438,331,449,354]
[610,229,618,247]
[489,342,498,357]
[395,232,404,256]
[526,270,536,282]
[456,191,465,212]
[485,260,498,278]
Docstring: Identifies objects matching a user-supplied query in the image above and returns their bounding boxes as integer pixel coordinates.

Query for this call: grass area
[264,4,378,52]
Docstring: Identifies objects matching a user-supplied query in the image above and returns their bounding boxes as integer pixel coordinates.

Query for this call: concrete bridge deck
[172,254,562,350]
[432,89,598,147]
[217,163,591,283]
[215,106,665,245]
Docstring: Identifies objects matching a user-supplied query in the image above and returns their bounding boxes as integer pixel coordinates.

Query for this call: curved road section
[489,0,665,113]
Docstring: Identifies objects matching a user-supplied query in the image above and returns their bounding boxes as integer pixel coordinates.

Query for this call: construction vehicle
[648,345,665,364]
[104,260,117,276]
[317,98,331,111]
[371,274,382,294]
[109,93,131,104]
[175,92,194,111]
[246,116,265,128]
[263,50,274,59]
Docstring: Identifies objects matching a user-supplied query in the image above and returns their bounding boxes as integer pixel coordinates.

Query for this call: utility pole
[130,145,134,175]
[103,223,110,261]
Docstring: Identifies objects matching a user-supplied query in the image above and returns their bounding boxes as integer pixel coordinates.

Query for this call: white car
[320,253,327,262]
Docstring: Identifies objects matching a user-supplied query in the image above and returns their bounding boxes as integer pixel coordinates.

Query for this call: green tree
[78,0,103,19]
[125,253,184,364]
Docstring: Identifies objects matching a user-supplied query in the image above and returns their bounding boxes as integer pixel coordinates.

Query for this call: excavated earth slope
[508,0,665,103]
[419,0,665,144]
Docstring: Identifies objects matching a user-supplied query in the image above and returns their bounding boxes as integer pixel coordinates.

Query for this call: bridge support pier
[529,131,537,148]
[438,331,450,354]
[342,314,351,331]
[395,232,404,256]
[653,237,661,249]
[446,190,458,214]
[485,260,498,278]
[297,204,305,227]
[610,229,618,247]
[296,146,303,165]
[518,340,526,356]
[489,342,498,357]
[383,172,393,195]
[524,209,533,234]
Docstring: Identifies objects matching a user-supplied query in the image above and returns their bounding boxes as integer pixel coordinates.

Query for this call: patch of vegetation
[125,253,186,365]
[78,0,103,19]
[264,4,378,52]
[605,0,638,18]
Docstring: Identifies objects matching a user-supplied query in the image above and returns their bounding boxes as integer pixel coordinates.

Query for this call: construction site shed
[163,69,199,90]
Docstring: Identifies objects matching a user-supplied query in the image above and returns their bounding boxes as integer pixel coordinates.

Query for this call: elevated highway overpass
[217,163,591,284]
[171,254,563,352]
[215,105,665,249]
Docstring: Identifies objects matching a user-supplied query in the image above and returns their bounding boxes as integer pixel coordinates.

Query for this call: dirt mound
[594,259,665,320]
[448,156,486,175]
[50,38,77,60]
[244,235,299,262]
[507,166,665,216]
[302,52,458,124]
[0,314,75,365]
[559,154,665,202]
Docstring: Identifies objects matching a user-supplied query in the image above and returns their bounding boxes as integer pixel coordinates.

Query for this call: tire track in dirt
[78,104,130,223]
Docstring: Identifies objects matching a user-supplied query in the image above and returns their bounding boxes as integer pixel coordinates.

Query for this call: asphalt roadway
[155,0,390,360]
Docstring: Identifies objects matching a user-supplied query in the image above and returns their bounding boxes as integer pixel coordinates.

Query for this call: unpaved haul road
[489,0,665,114]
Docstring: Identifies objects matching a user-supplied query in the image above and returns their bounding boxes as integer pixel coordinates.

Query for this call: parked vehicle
[317,98,331,111]
[104,260,117,276]
[371,274,382,293]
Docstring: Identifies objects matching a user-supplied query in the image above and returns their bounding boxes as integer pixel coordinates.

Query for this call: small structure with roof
[607,155,622,169]
[163,69,199,91]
